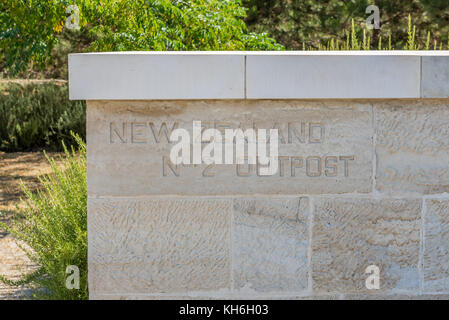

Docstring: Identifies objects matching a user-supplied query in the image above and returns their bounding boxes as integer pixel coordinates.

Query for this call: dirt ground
[0,151,62,299]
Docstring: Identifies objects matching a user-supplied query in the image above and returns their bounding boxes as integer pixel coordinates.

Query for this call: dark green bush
[243,0,449,50]
[0,82,85,152]
[0,135,88,300]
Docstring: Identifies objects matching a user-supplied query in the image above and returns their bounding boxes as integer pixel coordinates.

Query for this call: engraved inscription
[161,155,354,178]
[110,121,179,144]
[88,100,372,195]
[110,121,323,145]
[110,120,354,178]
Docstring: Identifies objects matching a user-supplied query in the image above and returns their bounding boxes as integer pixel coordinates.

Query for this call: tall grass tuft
[0,134,87,300]
[305,15,448,51]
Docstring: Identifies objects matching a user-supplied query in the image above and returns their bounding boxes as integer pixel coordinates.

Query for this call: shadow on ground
[0,151,61,226]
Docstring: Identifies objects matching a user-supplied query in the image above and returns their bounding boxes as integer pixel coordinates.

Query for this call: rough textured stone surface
[91,292,449,300]
[312,198,421,294]
[89,294,340,300]
[83,98,449,300]
[233,198,309,292]
[88,198,231,294]
[423,199,449,292]
[375,101,449,194]
[343,294,449,300]
[87,100,373,196]
[89,294,217,300]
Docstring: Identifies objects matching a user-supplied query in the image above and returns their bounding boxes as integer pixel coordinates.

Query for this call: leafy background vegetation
[243,0,449,50]
[2,1,449,79]
[0,0,281,78]
[0,0,448,300]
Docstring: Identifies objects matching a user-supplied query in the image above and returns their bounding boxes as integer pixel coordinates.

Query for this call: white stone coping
[68,51,449,100]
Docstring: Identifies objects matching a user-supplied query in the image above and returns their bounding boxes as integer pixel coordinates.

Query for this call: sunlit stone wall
[70,52,449,299]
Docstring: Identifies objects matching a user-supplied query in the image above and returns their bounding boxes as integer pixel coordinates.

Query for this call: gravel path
[0,236,36,299]
[0,152,61,299]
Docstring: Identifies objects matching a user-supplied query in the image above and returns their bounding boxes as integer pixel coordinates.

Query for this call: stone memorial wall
[70,52,449,299]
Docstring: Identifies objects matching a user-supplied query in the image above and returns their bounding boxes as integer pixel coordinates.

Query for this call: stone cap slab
[69,51,449,100]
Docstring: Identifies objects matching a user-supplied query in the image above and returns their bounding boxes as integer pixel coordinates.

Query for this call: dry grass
[0,79,67,92]
[0,152,62,222]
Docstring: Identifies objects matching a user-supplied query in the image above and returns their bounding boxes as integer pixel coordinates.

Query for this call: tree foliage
[243,0,449,49]
[0,0,282,75]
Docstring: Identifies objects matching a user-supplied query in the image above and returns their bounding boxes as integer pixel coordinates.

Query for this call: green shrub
[0,134,87,300]
[0,82,85,152]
